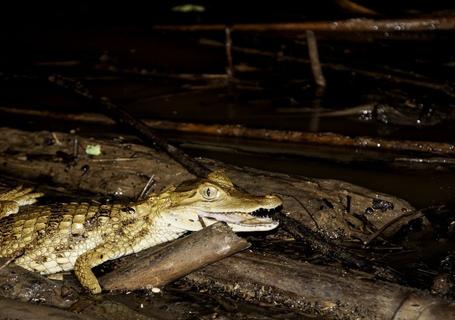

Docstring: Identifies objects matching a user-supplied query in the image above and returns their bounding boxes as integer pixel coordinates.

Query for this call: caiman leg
[74,241,122,294]
[0,186,43,219]
[74,230,147,294]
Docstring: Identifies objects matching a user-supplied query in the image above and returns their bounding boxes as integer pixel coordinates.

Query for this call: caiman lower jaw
[198,210,279,232]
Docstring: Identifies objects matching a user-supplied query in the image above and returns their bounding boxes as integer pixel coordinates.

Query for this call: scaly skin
[0,171,281,294]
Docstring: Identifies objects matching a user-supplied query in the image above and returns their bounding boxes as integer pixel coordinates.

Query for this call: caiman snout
[261,194,282,208]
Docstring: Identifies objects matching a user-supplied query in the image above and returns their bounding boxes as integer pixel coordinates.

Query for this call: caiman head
[156,171,282,232]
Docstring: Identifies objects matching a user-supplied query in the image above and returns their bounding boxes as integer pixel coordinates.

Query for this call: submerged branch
[2,107,454,157]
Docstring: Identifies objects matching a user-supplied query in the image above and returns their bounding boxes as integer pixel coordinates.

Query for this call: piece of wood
[0,297,96,320]
[100,222,250,291]
[306,30,326,88]
[0,258,77,308]
[183,252,455,320]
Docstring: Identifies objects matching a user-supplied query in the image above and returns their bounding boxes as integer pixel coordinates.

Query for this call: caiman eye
[201,186,218,200]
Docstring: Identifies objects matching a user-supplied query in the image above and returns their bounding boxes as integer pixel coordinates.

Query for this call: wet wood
[2,107,455,158]
[183,252,455,320]
[154,17,455,33]
[0,297,95,320]
[100,222,250,291]
[0,259,155,319]
[0,258,77,308]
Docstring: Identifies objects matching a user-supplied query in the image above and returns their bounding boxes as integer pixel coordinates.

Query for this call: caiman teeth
[198,205,281,226]
[251,205,282,217]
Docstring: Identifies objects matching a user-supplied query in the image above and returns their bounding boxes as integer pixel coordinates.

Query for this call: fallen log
[100,222,250,291]
[183,252,455,320]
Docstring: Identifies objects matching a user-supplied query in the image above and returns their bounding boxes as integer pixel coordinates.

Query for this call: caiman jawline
[197,206,280,227]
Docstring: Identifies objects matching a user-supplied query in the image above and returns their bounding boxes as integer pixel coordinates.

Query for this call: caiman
[0,171,281,294]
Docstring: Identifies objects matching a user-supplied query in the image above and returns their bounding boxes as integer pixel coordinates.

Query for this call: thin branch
[225,27,235,80]
[154,17,455,33]
[364,210,424,246]
[306,30,326,88]
[335,0,380,16]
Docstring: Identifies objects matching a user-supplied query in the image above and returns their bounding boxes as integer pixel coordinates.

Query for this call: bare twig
[364,210,425,246]
[136,175,155,201]
[225,27,235,80]
[335,0,380,16]
[306,30,326,88]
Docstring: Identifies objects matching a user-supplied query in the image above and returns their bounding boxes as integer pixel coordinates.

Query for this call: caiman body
[0,171,281,294]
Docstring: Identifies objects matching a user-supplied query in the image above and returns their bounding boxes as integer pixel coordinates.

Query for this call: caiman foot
[0,185,44,218]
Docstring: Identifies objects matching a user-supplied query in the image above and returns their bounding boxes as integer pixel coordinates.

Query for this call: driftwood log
[184,252,455,320]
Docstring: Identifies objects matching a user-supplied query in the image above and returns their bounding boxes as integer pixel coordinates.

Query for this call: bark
[100,222,250,291]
